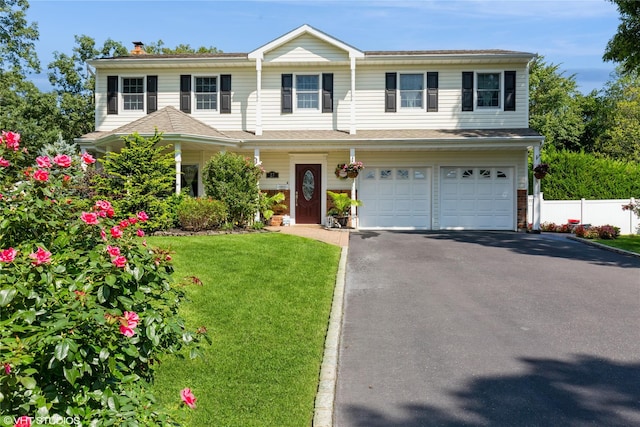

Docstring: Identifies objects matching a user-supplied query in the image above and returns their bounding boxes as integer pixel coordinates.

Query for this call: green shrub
[202,152,263,227]
[0,131,208,424]
[177,197,228,231]
[91,131,177,232]
[536,149,640,199]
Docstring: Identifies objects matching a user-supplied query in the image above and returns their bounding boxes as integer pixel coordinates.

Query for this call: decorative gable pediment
[248,24,364,63]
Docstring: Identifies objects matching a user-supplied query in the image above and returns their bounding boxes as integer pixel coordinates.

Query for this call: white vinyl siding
[264,33,351,63]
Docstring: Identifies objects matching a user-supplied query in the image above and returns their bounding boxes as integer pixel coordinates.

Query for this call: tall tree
[529,56,585,151]
[0,0,39,74]
[48,36,128,142]
[603,0,640,74]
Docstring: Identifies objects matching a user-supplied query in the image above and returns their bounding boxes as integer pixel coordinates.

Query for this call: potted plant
[258,191,287,225]
[335,161,365,179]
[533,163,549,179]
[327,190,363,227]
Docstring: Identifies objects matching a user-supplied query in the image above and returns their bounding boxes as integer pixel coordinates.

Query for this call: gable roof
[248,24,365,60]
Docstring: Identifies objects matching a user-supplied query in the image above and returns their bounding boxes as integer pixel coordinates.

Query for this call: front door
[295,164,321,224]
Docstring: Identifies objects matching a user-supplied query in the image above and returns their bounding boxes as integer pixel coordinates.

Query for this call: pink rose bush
[180,387,197,409]
[0,130,209,424]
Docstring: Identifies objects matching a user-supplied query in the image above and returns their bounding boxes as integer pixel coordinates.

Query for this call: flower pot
[534,172,546,179]
[269,215,283,226]
[335,216,349,227]
[347,170,358,178]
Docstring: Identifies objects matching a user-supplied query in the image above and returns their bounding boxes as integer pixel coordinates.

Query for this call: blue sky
[28,0,620,93]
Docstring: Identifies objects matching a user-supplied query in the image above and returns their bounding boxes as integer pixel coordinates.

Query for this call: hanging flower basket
[533,163,549,179]
[335,162,365,180]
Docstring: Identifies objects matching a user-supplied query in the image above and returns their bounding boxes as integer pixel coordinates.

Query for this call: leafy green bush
[177,197,228,231]
[537,148,640,199]
[0,132,208,424]
[91,131,177,232]
[202,152,263,227]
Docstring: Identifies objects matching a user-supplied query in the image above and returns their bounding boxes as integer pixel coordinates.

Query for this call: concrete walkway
[265,224,351,247]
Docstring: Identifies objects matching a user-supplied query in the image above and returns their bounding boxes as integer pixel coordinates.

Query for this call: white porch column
[350,148,357,227]
[175,142,182,195]
[254,148,261,222]
[350,57,357,135]
[532,144,541,232]
[255,58,263,136]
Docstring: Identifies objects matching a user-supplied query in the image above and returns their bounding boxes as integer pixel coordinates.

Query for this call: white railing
[528,194,639,235]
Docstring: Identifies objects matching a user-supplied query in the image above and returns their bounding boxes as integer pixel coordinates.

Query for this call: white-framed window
[195,76,217,110]
[122,77,144,111]
[400,74,423,108]
[477,72,500,108]
[296,75,319,109]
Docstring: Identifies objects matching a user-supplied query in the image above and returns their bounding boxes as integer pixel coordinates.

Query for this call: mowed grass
[147,233,341,426]
[594,234,640,254]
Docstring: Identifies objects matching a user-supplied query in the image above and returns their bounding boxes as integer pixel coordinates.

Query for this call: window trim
[121,76,145,112]
[193,75,219,111]
[294,73,321,112]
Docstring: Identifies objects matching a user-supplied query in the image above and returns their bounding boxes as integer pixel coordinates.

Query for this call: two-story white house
[77,24,543,231]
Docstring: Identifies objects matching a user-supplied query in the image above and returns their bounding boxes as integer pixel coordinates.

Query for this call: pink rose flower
[36,156,51,168]
[123,311,139,328]
[2,131,20,151]
[110,226,123,239]
[119,219,130,229]
[100,228,107,241]
[29,247,52,266]
[106,245,120,257]
[81,152,96,164]
[4,362,10,375]
[119,325,135,337]
[0,157,9,167]
[128,217,138,225]
[13,415,31,427]
[95,200,112,211]
[180,387,197,409]
[137,229,145,237]
[33,169,49,182]
[53,154,72,168]
[137,211,149,222]
[112,255,127,268]
[0,248,17,263]
[81,212,100,225]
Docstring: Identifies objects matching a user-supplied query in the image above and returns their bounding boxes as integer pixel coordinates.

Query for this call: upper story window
[195,76,218,110]
[296,75,319,109]
[122,78,144,111]
[477,73,500,108]
[400,74,424,108]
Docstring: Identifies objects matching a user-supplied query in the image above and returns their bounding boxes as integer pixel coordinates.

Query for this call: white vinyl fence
[528,194,639,235]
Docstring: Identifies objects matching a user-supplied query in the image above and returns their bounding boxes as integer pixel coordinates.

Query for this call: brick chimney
[131,41,145,55]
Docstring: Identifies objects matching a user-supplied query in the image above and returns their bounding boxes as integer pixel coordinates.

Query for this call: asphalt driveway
[334,231,640,427]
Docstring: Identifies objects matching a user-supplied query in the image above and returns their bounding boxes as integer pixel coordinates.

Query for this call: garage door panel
[440,167,514,230]
[359,167,431,229]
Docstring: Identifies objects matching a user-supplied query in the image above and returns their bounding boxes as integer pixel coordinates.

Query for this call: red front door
[295,164,322,224]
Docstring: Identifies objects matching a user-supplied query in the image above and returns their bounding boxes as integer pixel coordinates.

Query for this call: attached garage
[439,167,515,230]
[358,167,431,229]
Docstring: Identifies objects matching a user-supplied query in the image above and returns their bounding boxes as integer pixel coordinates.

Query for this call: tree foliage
[529,56,585,151]
[0,0,39,74]
[143,39,221,55]
[604,0,640,74]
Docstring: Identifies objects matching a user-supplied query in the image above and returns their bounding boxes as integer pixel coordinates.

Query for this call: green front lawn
[594,235,640,254]
[147,233,341,426]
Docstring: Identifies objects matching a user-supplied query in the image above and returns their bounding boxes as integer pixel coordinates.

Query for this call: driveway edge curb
[313,246,348,427]
[567,235,640,258]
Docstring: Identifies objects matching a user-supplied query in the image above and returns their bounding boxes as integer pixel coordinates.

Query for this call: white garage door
[358,167,431,229]
[440,167,514,230]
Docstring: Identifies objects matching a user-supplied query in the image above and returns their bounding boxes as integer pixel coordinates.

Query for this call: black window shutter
[220,74,232,114]
[147,75,158,114]
[322,73,334,113]
[427,72,438,112]
[504,71,516,111]
[385,72,397,112]
[180,75,191,113]
[107,76,118,115]
[462,72,474,112]
[281,74,293,114]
